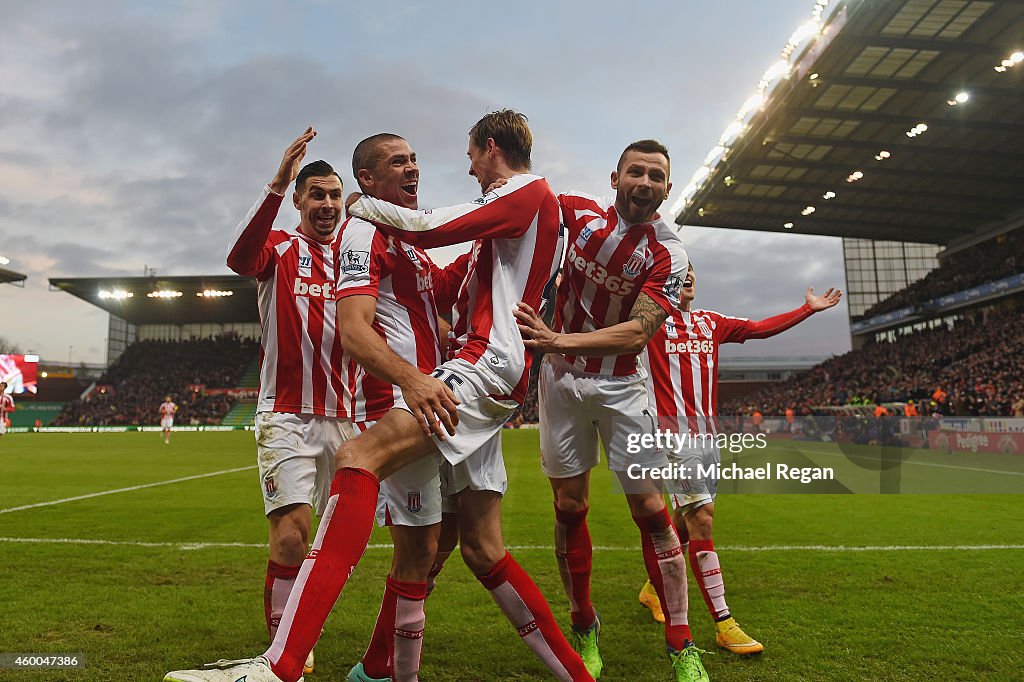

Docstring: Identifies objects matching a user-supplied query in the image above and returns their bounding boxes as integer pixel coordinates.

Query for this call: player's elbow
[625,325,652,354]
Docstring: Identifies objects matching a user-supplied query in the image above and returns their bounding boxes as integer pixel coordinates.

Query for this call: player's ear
[356,168,374,191]
[665,180,672,199]
[610,170,619,190]
[292,190,301,210]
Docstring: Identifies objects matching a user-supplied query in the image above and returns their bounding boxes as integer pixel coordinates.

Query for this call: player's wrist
[267,181,288,196]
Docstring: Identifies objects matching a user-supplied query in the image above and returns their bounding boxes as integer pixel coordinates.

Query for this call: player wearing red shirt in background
[223,129,350,676]
[637,261,841,656]
[165,111,591,682]
[0,381,14,437]
[158,396,178,445]
[516,140,703,681]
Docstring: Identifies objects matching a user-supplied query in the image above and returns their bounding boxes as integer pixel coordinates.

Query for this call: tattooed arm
[514,292,668,356]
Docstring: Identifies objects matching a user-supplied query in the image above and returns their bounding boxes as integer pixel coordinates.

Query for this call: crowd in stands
[54,335,259,426]
[861,229,1024,320]
[723,306,1024,418]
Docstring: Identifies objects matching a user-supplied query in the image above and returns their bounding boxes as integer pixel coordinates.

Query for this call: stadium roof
[672,0,1024,245]
[0,267,27,286]
[48,275,259,325]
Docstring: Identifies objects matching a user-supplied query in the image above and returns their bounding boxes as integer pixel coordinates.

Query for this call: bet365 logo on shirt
[665,338,713,354]
[292,278,336,299]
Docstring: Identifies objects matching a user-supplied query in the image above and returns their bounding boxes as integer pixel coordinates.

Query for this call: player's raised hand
[398,371,460,439]
[269,126,316,194]
[515,302,560,352]
[806,286,842,311]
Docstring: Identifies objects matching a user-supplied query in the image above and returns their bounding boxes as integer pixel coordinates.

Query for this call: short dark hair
[617,139,670,175]
[295,160,341,195]
[351,133,406,191]
[469,109,532,171]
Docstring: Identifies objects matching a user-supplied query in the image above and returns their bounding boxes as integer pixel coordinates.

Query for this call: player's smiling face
[467,138,496,192]
[612,151,672,224]
[295,175,343,242]
[680,264,696,306]
[364,138,420,209]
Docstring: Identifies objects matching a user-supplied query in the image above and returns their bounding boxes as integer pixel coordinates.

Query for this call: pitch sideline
[0,536,1021,553]
[0,465,257,515]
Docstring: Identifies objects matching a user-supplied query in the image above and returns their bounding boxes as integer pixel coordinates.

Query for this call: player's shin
[633,507,692,650]
[479,551,594,682]
[554,505,596,629]
[264,560,300,641]
[263,467,379,681]
[689,539,729,620]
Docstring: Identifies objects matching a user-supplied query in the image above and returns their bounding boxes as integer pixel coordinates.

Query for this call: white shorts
[539,354,666,478]
[362,419,444,528]
[665,440,719,513]
[440,430,508,514]
[161,417,174,429]
[0,421,6,435]
[255,411,354,516]
[394,358,517,467]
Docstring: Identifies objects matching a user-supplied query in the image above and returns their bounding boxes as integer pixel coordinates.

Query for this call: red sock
[689,538,730,620]
[264,467,379,682]
[361,579,399,678]
[264,560,300,642]
[479,552,594,682]
[633,508,691,650]
[554,505,596,629]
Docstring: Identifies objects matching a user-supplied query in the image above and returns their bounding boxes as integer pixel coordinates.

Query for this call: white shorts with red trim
[393,358,518,467]
[440,430,507,513]
[358,419,444,528]
[539,354,666,478]
[255,411,354,516]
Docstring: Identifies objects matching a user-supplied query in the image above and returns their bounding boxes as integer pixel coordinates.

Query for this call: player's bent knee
[626,491,666,517]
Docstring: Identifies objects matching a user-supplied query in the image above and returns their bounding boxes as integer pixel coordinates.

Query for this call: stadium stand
[722,304,1023,417]
[53,335,259,426]
[860,228,1024,320]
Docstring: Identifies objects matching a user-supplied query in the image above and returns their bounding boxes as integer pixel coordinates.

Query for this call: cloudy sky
[0,0,850,364]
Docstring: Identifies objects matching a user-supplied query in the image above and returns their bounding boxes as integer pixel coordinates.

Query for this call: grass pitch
[1,430,1022,680]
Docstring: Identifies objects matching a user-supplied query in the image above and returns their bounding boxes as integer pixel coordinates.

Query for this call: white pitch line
[1,536,1022,553]
[0,465,257,514]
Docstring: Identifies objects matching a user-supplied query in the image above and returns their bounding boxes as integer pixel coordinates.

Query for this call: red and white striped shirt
[644,305,813,434]
[554,192,688,376]
[159,401,177,418]
[335,216,451,422]
[0,393,14,420]
[227,185,347,418]
[348,173,562,403]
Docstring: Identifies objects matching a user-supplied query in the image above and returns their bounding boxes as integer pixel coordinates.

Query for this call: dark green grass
[0,431,1022,680]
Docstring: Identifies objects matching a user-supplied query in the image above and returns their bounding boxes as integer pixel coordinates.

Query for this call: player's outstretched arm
[515,292,667,356]
[338,294,459,438]
[227,127,317,276]
[725,286,842,343]
[345,174,549,248]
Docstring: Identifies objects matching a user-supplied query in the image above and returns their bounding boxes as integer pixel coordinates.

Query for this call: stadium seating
[721,307,1023,417]
[859,228,1024,320]
[53,335,259,426]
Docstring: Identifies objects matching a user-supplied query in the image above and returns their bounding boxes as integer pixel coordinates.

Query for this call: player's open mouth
[400,183,418,198]
[631,196,651,208]
[684,278,693,287]
[316,213,335,227]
